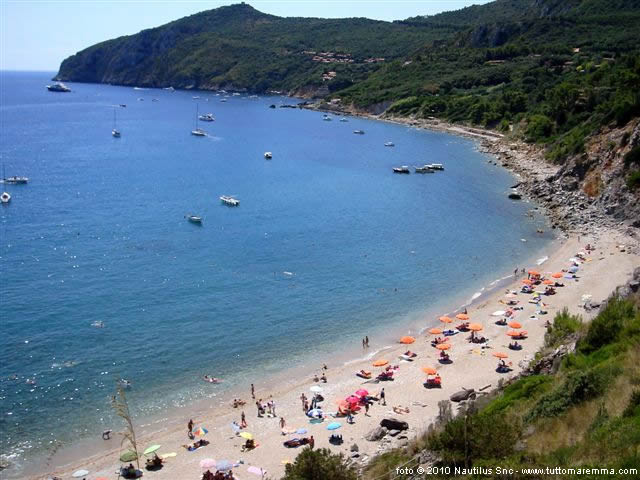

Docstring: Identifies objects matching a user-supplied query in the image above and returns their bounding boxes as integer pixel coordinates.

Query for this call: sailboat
[191,105,206,136]
[112,108,121,138]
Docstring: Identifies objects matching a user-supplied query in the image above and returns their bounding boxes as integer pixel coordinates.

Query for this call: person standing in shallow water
[251,383,255,399]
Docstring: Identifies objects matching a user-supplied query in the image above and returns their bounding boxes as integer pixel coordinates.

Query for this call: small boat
[384,142,395,147]
[152,98,159,102]
[47,82,71,92]
[186,215,203,224]
[91,320,105,328]
[264,152,273,159]
[353,130,365,135]
[119,104,127,108]
[232,92,241,96]
[191,105,207,136]
[1,192,10,204]
[118,379,132,388]
[220,195,240,207]
[415,165,435,174]
[112,107,121,138]
[269,104,276,109]
[429,163,444,170]
[508,191,522,200]
[323,115,332,121]
[339,117,348,122]
[192,96,200,99]
[198,113,215,122]
[393,166,410,174]
[220,98,227,103]
[164,86,175,91]
[2,176,29,184]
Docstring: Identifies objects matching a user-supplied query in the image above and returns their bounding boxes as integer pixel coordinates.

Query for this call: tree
[282,448,357,480]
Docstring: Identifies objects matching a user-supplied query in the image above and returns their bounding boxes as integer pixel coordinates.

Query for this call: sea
[0,71,553,477]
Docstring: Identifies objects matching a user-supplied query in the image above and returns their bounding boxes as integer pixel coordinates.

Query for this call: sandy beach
[18,111,638,480]
[29,231,639,480]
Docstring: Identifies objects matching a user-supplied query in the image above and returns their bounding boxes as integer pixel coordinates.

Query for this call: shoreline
[11,109,640,480]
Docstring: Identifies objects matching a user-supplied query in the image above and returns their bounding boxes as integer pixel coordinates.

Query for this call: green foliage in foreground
[281,448,357,480]
[361,296,640,479]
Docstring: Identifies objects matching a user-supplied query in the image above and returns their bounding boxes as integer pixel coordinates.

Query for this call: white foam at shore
[536,256,549,265]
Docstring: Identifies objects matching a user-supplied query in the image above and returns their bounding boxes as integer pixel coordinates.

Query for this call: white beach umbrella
[491,310,507,316]
[72,470,89,478]
[310,386,323,393]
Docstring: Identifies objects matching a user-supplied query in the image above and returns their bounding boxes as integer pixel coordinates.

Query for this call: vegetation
[361,295,640,479]
[281,448,357,480]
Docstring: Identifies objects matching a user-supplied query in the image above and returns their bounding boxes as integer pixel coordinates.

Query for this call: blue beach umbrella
[216,460,234,471]
[307,408,323,418]
[327,422,341,430]
[296,428,307,434]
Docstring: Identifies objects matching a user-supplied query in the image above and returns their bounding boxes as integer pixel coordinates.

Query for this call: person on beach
[364,402,370,416]
[320,373,327,383]
[251,383,255,399]
[347,411,354,424]
[514,267,518,276]
[304,399,309,412]
[362,338,365,348]
[300,393,307,411]
[313,374,319,382]
[379,388,386,406]
[188,419,194,433]
[280,417,286,429]
[272,400,277,416]
[241,411,247,428]
[309,435,315,449]
[365,336,369,347]
[256,400,263,417]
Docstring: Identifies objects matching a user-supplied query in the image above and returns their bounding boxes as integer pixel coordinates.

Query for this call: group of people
[256,397,277,417]
[361,336,370,348]
[202,470,233,480]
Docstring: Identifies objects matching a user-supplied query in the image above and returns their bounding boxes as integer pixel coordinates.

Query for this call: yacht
[393,166,410,174]
[264,152,273,159]
[112,108,121,138]
[220,195,240,207]
[353,130,365,135]
[1,192,10,203]
[186,215,203,224]
[2,176,29,184]
[429,163,444,170]
[191,105,207,136]
[339,117,348,122]
[198,113,215,122]
[220,98,227,103]
[47,82,71,92]
[384,142,395,147]
[164,86,175,91]
[415,165,435,173]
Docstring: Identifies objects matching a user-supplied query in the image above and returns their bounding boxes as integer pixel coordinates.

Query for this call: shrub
[545,309,582,348]
[627,170,640,190]
[624,146,640,168]
[525,114,554,141]
[283,448,357,480]
[579,297,634,354]
[623,390,640,418]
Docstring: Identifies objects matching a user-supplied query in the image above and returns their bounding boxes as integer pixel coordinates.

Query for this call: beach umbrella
[428,327,442,335]
[568,266,579,273]
[508,321,522,329]
[355,388,368,397]
[240,432,254,440]
[493,352,508,359]
[421,367,437,375]
[372,359,388,367]
[528,270,540,276]
[193,426,208,437]
[491,310,506,316]
[507,330,522,337]
[119,450,138,462]
[552,272,563,278]
[435,343,451,351]
[216,460,234,471]
[505,293,517,298]
[72,470,89,478]
[469,323,483,331]
[310,385,323,393]
[439,316,453,324]
[248,466,267,476]
[543,279,554,285]
[346,395,361,404]
[521,279,533,285]
[143,444,161,455]
[400,336,415,344]
[327,422,342,430]
[456,313,470,320]
[307,408,323,417]
[296,428,308,434]
[200,458,216,470]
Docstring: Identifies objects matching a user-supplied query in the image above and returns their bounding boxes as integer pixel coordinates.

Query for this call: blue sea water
[0,71,553,474]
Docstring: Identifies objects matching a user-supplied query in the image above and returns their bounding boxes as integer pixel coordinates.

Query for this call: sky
[0,1,491,71]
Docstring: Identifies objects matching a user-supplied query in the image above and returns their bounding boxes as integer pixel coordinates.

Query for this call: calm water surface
[0,71,553,475]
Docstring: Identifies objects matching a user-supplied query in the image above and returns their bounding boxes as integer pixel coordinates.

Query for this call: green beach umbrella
[144,444,161,455]
[119,450,138,462]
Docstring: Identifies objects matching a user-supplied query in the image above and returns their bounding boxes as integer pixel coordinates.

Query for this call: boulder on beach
[380,418,408,431]
[450,388,476,402]
[365,426,387,441]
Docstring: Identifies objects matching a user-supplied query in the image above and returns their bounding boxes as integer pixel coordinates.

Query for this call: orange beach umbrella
[421,367,437,375]
[493,352,508,359]
[552,272,563,279]
[507,330,522,337]
[469,323,483,332]
[399,336,415,344]
[521,279,533,285]
[436,343,451,351]
[372,359,388,367]
[456,313,470,321]
[528,270,540,276]
[429,328,443,335]
[543,279,554,285]
[508,321,522,329]
[439,316,453,324]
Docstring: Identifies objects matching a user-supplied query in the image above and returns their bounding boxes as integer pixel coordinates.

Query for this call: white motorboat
[415,165,435,173]
[186,215,203,224]
[264,152,273,159]
[164,86,175,91]
[1,192,10,203]
[112,107,121,138]
[2,176,29,184]
[198,113,215,122]
[47,82,71,92]
[220,98,227,103]
[353,130,365,135]
[323,115,332,121]
[384,142,395,147]
[393,166,410,174]
[339,117,348,122]
[220,195,240,207]
[429,163,444,170]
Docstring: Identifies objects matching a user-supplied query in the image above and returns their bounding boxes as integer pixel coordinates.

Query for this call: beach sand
[29,228,639,480]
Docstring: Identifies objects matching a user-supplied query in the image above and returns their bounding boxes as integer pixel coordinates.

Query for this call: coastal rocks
[365,426,388,441]
[450,388,476,402]
[523,342,576,376]
[380,418,408,431]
